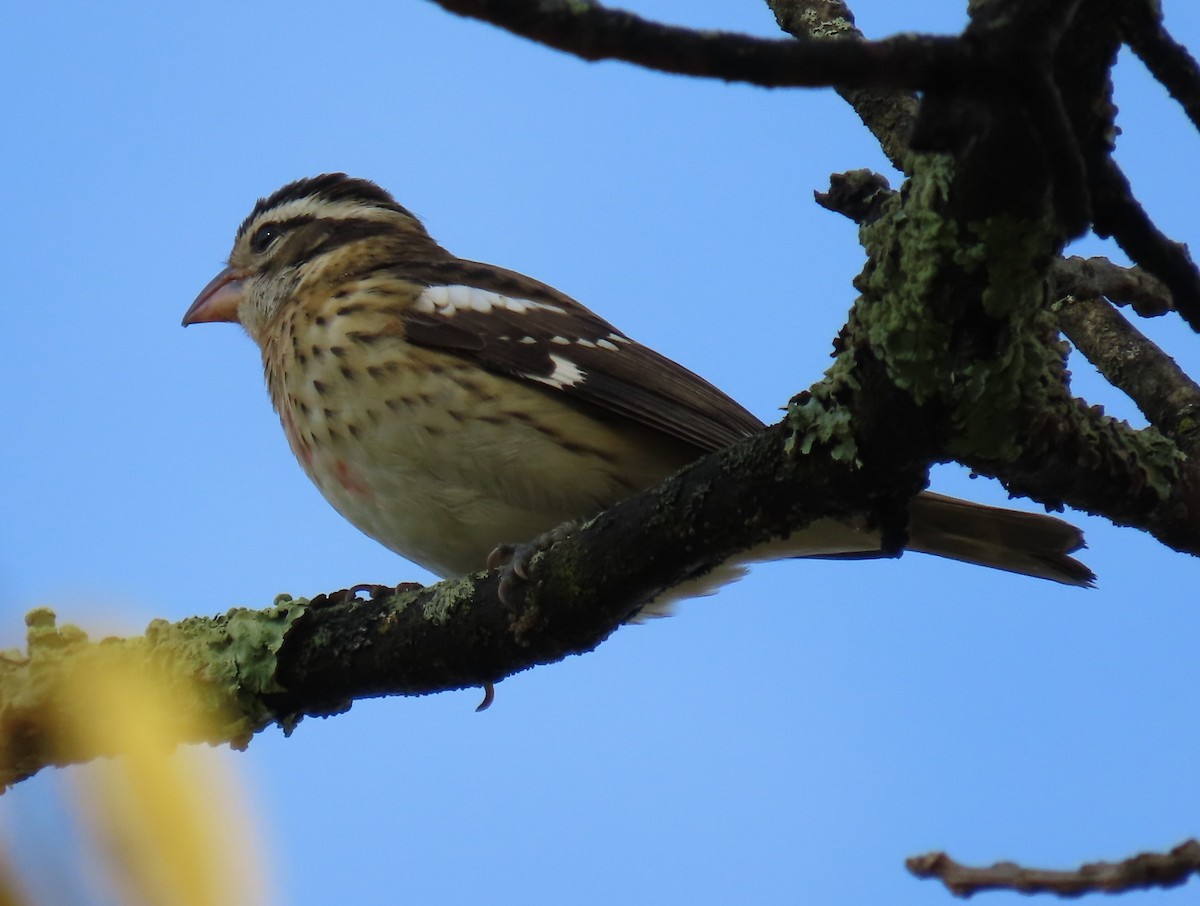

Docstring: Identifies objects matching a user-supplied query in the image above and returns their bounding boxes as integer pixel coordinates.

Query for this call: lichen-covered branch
[1056,293,1200,450]
[908,839,1200,897]
[0,415,930,790]
[0,604,304,788]
[815,164,1200,551]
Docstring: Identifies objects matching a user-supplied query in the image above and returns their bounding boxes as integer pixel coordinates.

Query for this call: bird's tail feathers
[904,492,1094,587]
[633,492,1093,620]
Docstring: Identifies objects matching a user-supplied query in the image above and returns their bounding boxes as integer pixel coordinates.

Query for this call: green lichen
[1075,410,1184,503]
[4,597,313,778]
[25,607,88,649]
[965,215,1055,319]
[421,576,477,625]
[126,598,308,746]
[785,389,861,466]
[856,156,962,406]
[796,9,856,40]
[855,154,1068,463]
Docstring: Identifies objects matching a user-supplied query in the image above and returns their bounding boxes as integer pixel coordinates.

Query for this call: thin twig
[1055,256,1174,317]
[1056,292,1200,449]
[908,839,1200,897]
[1089,155,1200,331]
[1124,1,1200,133]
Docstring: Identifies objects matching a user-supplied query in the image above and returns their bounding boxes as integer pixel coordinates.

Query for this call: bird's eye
[250,224,283,254]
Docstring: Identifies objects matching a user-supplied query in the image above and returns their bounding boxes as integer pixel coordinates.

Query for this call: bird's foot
[488,519,580,604]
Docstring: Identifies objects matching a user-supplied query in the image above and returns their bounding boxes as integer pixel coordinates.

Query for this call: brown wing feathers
[397,260,764,453]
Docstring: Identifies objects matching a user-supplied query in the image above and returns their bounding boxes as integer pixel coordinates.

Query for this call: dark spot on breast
[310,346,324,359]
[339,366,356,381]
[312,380,328,396]
[474,414,504,425]
[315,316,327,327]
[448,373,490,397]
[347,423,361,439]
[330,346,346,358]
[424,425,445,437]
[446,410,465,422]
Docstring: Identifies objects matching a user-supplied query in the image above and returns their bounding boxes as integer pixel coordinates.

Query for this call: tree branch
[1054,271,1200,451]
[818,164,1199,552]
[427,0,972,89]
[0,414,932,789]
[427,0,1200,328]
[1059,298,1200,447]
[908,839,1200,897]
[1055,255,1174,317]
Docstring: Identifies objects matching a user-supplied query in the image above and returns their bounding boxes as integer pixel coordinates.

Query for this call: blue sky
[3,1,1199,903]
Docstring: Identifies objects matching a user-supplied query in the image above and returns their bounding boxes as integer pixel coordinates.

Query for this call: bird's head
[182,173,433,344]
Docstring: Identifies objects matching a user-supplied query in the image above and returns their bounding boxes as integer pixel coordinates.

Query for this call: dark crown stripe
[237,173,416,239]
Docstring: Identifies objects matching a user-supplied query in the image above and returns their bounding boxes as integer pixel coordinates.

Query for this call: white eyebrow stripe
[525,354,586,390]
[416,285,569,318]
[253,196,397,226]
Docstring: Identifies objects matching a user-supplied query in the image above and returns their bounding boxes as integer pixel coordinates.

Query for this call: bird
[183,173,1093,618]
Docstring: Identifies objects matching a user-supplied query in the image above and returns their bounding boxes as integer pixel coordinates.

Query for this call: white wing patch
[412,286,630,389]
[526,354,586,390]
[415,285,568,317]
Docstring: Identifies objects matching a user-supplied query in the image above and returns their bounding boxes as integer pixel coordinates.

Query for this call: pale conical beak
[182,266,245,326]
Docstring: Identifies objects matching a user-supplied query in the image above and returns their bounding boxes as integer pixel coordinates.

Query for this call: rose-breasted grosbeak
[183,174,1092,612]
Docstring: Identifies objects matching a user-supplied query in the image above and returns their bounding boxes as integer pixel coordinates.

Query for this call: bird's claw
[476,682,495,712]
[488,519,580,605]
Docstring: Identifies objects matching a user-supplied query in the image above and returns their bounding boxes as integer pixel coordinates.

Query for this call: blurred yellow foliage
[1,645,272,905]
